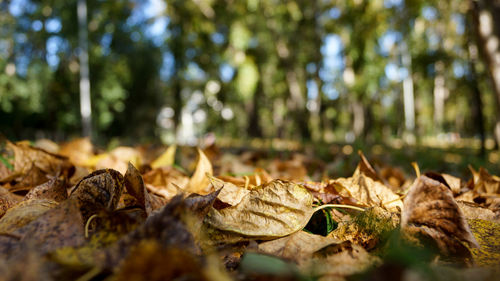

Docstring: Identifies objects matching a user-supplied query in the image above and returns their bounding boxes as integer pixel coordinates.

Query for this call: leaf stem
[313,204,365,213]
[84,214,99,238]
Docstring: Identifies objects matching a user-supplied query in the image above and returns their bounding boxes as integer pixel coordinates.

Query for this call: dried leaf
[332,163,403,211]
[142,166,189,199]
[458,201,500,223]
[90,147,142,174]
[470,166,500,194]
[205,180,314,239]
[0,199,58,233]
[0,139,73,187]
[425,171,462,194]
[401,175,479,264]
[24,177,67,202]
[69,169,124,221]
[0,198,85,257]
[207,174,250,206]
[113,240,209,281]
[258,231,342,263]
[150,145,176,168]
[59,138,94,166]
[304,241,381,280]
[186,148,213,194]
[101,195,199,268]
[0,186,21,218]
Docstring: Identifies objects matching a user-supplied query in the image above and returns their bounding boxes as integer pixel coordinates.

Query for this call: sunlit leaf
[150,145,176,169]
[205,180,314,239]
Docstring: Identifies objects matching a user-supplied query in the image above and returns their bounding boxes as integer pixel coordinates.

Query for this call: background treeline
[1,0,500,148]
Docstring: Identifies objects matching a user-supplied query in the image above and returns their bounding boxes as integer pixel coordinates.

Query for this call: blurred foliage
[0,0,499,152]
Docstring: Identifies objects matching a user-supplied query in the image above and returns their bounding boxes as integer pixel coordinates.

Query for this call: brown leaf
[267,154,308,181]
[59,137,94,166]
[204,180,314,239]
[101,195,200,268]
[24,177,68,202]
[357,151,381,182]
[304,241,381,279]
[0,139,73,188]
[0,199,58,233]
[113,240,209,281]
[332,157,403,211]
[458,201,500,223]
[186,148,213,194]
[0,186,21,218]
[93,146,142,175]
[401,175,479,264]
[425,171,462,194]
[69,169,124,221]
[470,166,500,194]
[0,198,85,257]
[258,231,342,263]
[142,166,189,199]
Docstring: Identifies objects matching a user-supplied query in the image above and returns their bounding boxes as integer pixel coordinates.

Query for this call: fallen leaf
[401,175,479,265]
[304,241,382,280]
[24,177,67,202]
[425,171,462,194]
[470,166,500,194]
[150,145,176,169]
[84,147,142,174]
[329,206,399,250]
[59,138,94,166]
[113,240,209,281]
[258,231,342,263]
[0,186,21,218]
[0,198,85,257]
[0,199,58,233]
[186,148,213,194]
[69,169,124,221]
[0,139,73,188]
[332,156,403,211]
[101,195,201,268]
[208,174,250,206]
[457,201,500,223]
[204,180,314,239]
[142,166,189,199]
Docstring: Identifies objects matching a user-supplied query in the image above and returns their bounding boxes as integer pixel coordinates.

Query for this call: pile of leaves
[0,137,499,281]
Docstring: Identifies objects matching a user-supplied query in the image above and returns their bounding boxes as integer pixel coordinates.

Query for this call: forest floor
[0,137,499,281]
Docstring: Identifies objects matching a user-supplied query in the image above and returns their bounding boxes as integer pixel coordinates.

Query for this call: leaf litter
[0,138,498,281]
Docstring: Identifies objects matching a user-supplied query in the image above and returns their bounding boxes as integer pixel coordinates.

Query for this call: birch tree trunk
[77,0,92,138]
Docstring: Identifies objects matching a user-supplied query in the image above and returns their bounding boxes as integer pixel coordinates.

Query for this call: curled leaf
[69,169,124,221]
[401,175,479,264]
[186,148,213,194]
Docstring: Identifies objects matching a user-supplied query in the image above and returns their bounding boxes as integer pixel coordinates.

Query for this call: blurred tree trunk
[247,77,263,138]
[77,0,92,138]
[473,0,500,148]
[286,68,310,140]
[433,61,447,133]
[467,1,486,156]
[400,41,416,142]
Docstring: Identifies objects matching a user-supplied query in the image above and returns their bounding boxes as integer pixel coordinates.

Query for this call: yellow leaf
[151,145,176,169]
[207,174,250,206]
[186,149,213,194]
